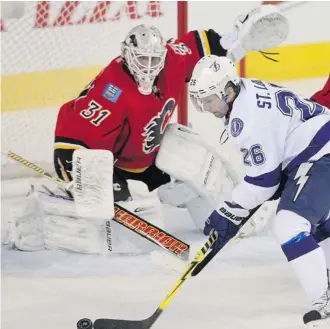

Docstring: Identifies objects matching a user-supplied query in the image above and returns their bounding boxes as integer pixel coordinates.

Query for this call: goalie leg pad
[8,192,45,251]
[8,186,113,255]
[156,123,238,205]
[185,196,214,232]
[157,180,199,208]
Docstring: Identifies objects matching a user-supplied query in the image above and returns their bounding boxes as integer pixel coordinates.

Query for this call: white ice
[2,77,329,329]
[1,193,314,329]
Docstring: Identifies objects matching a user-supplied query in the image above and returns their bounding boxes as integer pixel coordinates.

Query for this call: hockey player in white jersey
[188,55,330,326]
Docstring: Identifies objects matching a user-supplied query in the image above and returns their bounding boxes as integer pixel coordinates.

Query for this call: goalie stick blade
[93,310,161,329]
[113,204,190,261]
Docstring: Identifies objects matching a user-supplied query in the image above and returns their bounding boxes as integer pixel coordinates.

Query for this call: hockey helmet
[189,55,240,119]
[121,24,167,95]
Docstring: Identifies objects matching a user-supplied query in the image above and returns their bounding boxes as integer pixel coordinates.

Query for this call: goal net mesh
[1,1,181,179]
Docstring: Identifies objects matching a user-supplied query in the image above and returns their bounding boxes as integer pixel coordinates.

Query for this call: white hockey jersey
[227,78,330,210]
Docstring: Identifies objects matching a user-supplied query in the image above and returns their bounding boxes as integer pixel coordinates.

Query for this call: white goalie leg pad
[156,123,239,231]
[40,192,106,254]
[185,196,214,231]
[157,180,213,231]
[157,180,199,208]
[8,186,112,254]
[8,189,45,251]
[114,197,164,254]
[156,124,273,236]
[156,123,238,205]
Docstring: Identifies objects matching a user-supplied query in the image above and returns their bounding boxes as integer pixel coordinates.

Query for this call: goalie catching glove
[222,4,289,62]
[204,201,250,248]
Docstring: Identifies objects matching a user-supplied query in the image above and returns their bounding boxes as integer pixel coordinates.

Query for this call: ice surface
[1,193,311,329]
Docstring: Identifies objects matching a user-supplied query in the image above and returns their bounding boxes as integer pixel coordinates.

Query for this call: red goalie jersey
[311,75,330,110]
[55,29,227,177]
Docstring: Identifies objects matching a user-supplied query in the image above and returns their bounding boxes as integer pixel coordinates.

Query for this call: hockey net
[1,1,187,180]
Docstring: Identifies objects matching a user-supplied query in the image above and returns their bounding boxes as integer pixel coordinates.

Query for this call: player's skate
[303,291,330,327]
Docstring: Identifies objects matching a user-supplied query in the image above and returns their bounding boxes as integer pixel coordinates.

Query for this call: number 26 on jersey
[241,144,266,166]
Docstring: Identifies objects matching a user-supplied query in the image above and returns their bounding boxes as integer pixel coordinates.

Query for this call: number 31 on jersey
[80,100,111,126]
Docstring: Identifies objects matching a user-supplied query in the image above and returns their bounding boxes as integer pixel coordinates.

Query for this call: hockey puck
[77,318,93,329]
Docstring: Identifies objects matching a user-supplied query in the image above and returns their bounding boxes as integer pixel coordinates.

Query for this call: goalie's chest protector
[120,54,187,169]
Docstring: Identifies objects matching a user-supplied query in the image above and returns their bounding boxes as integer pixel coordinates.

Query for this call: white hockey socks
[274,211,329,303]
[289,246,328,302]
[320,238,330,273]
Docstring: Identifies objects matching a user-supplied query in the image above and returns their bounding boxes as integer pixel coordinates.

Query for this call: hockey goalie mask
[121,25,167,95]
[189,55,239,119]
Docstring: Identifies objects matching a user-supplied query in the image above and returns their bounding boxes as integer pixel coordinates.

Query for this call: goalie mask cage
[1,1,188,179]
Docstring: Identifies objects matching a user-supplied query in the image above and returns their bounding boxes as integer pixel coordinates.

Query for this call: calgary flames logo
[142,98,176,154]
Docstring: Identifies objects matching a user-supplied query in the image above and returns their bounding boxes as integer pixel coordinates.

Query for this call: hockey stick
[5,150,190,261]
[191,204,261,276]
[78,231,218,329]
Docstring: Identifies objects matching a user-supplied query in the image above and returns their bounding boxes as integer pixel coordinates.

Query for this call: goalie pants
[113,163,171,202]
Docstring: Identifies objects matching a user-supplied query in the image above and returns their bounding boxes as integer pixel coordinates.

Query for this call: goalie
[8,5,289,255]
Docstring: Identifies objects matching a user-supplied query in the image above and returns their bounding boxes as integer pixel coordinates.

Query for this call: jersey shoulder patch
[230,118,244,137]
[102,82,123,103]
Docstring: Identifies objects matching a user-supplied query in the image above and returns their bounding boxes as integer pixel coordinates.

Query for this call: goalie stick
[5,150,190,261]
[78,231,218,329]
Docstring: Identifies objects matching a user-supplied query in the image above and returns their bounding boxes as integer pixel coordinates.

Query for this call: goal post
[177,0,188,126]
[1,1,188,179]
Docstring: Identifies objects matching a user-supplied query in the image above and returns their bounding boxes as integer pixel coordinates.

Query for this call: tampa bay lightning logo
[209,61,220,72]
[142,98,176,154]
[231,118,244,137]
